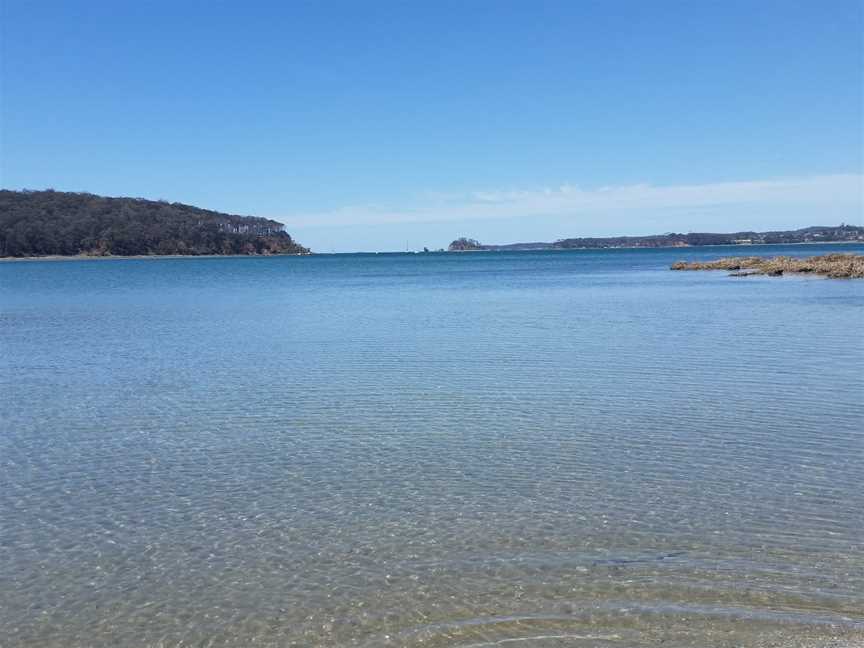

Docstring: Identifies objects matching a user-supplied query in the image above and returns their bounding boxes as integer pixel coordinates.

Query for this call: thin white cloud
[276,173,863,229]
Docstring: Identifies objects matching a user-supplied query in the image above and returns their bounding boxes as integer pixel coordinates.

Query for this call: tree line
[449,225,864,251]
[0,190,309,257]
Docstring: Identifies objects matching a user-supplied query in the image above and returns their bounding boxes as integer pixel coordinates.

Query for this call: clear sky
[1,0,862,252]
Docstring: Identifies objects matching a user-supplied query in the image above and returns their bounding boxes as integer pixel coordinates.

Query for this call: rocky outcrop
[671,254,864,278]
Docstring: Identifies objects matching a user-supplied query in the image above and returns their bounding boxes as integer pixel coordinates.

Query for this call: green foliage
[552,227,864,249]
[0,190,310,257]
[448,237,483,251]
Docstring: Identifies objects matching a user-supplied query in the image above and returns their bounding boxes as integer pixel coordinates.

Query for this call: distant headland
[0,190,309,258]
[448,225,864,252]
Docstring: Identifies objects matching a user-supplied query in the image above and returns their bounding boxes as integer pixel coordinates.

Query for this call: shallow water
[1,244,863,647]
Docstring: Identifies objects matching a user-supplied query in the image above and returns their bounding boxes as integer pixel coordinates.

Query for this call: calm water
[1,244,863,648]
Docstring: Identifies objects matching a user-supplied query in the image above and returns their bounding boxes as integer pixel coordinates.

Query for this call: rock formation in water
[670,254,864,278]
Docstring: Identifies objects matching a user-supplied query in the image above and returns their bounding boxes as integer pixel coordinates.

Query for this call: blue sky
[1,1,862,252]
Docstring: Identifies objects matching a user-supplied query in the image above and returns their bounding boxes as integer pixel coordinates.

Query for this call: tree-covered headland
[0,190,309,257]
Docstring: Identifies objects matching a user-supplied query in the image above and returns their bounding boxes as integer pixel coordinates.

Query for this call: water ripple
[1,246,862,646]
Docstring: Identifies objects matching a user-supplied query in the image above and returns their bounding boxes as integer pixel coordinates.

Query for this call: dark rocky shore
[671,253,864,278]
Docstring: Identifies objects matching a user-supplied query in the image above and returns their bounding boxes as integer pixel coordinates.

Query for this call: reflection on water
[1,245,863,647]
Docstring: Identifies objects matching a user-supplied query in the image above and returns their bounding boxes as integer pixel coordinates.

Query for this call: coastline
[1,240,862,262]
[0,252,312,263]
[475,240,864,252]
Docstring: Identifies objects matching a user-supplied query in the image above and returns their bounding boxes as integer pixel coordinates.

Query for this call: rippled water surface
[2,245,863,647]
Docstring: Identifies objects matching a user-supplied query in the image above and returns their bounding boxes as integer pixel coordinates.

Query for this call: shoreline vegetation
[448,225,864,252]
[0,190,309,258]
[3,240,863,262]
[671,253,864,278]
[0,252,309,263]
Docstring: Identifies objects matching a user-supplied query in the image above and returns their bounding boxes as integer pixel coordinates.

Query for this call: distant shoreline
[447,226,864,252]
[1,240,862,262]
[448,240,863,252]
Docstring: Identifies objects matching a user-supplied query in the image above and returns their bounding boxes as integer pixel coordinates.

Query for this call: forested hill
[0,190,310,257]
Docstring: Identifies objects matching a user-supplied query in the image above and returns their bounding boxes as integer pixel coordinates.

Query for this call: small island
[671,254,864,278]
[448,237,485,251]
[0,190,309,258]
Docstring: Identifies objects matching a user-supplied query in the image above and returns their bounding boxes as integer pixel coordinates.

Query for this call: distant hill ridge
[448,225,864,251]
[0,189,309,257]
